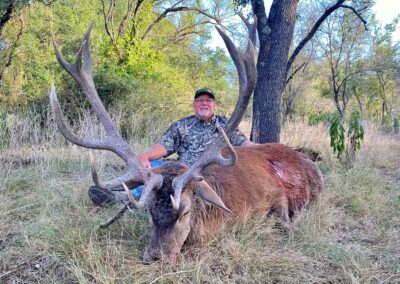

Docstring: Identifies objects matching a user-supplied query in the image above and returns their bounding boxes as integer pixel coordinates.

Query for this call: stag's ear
[194,181,231,213]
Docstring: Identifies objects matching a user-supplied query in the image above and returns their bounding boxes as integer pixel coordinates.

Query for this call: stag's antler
[172,16,258,207]
[49,23,163,207]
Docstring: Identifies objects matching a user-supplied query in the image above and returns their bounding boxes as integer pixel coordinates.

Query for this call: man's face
[193,94,216,122]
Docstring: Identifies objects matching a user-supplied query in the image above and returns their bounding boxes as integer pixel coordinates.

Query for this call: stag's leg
[288,209,307,228]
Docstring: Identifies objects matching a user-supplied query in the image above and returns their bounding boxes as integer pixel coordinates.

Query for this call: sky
[374,0,400,24]
[374,0,400,39]
[209,0,400,50]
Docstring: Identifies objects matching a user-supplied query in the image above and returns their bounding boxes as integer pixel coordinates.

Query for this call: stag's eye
[178,209,190,222]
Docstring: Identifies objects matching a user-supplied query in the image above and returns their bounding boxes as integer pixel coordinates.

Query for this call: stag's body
[145,144,323,262]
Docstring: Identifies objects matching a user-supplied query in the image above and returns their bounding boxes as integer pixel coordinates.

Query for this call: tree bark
[0,2,15,36]
[251,0,297,142]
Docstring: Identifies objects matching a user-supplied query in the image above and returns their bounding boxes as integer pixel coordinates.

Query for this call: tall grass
[1,112,399,283]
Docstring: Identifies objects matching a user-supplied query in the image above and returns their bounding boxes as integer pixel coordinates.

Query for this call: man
[89,88,253,206]
[138,87,253,168]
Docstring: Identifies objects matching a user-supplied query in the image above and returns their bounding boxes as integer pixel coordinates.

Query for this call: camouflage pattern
[158,115,247,165]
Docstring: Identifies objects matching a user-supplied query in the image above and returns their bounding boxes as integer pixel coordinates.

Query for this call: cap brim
[194,92,215,99]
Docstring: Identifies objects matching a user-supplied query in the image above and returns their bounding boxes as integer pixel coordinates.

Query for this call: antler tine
[50,24,164,200]
[237,13,257,47]
[49,82,112,150]
[52,23,117,136]
[172,125,237,206]
[171,16,257,208]
[216,16,257,133]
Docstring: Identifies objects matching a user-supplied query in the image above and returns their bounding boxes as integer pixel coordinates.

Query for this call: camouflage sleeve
[158,122,180,156]
[217,116,247,146]
[230,127,247,146]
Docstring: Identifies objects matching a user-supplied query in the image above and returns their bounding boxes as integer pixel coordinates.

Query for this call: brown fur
[144,144,323,262]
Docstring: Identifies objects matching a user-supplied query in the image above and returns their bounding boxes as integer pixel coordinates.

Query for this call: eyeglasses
[194,99,214,103]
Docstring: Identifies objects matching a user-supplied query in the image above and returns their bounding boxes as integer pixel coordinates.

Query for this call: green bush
[308,112,334,126]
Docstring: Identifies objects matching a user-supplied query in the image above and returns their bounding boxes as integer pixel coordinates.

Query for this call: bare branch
[339,5,368,31]
[158,20,211,50]
[141,5,221,41]
[286,0,369,77]
[118,0,135,37]
[284,61,307,87]
[100,0,116,45]
[131,0,145,38]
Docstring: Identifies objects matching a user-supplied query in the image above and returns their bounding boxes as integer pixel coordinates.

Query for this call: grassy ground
[0,120,399,283]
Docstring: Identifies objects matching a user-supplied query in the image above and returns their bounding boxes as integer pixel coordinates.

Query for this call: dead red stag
[49,19,323,263]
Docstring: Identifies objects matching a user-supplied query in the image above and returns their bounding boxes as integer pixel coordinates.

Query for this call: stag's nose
[143,249,176,264]
[143,249,161,263]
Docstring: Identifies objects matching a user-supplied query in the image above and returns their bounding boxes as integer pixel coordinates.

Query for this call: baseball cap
[194,88,215,100]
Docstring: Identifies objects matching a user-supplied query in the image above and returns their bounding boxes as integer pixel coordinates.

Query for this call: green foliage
[329,112,345,155]
[0,0,104,112]
[0,0,235,136]
[347,109,364,151]
[101,36,164,79]
[308,111,333,126]
[318,81,332,98]
[329,109,365,167]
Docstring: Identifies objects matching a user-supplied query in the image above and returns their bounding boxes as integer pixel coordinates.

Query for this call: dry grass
[1,116,399,283]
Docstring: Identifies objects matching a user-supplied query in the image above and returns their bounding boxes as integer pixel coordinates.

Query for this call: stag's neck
[187,176,230,245]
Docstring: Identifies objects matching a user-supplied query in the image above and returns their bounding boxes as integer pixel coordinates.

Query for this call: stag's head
[141,146,238,263]
[142,162,193,263]
[49,18,256,263]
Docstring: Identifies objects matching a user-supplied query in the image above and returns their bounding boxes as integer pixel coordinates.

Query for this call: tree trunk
[0,2,15,36]
[251,0,297,143]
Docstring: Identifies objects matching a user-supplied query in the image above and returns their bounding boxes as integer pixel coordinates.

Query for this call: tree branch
[131,0,145,38]
[100,0,116,45]
[284,61,307,86]
[141,5,221,41]
[286,1,370,76]
[286,0,347,76]
[251,0,269,46]
[339,5,368,31]
[118,0,136,37]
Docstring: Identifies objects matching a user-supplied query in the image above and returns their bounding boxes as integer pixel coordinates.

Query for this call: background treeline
[0,0,399,147]
[0,0,237,144]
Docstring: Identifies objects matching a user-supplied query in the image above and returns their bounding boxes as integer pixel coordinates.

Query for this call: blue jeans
[129,160,170,198]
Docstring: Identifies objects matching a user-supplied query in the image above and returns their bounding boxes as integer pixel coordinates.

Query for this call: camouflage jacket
[158,115,247,165]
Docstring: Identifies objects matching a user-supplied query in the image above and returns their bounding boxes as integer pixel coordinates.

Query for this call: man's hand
[137,143,168,168]
[138,154,152,168]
